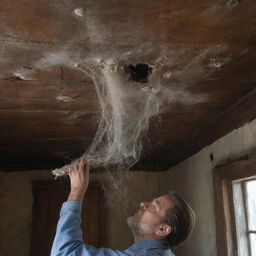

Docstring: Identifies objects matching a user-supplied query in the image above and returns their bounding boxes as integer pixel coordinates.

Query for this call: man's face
[127,194,173,237]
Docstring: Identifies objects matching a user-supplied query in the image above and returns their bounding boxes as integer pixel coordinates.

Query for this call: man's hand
[67,159,90,202]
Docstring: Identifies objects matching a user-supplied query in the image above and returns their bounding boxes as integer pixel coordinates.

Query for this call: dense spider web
[53,59,164,176]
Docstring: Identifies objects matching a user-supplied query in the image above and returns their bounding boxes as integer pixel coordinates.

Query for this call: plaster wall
[161,119,256,256]
[0,169,161,256]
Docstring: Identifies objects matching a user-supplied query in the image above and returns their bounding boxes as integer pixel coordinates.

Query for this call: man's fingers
[84,160,90,175]
[69,159,90,176]
[78,158,84,171]
[69,160,79,173]
[68,159,90,198]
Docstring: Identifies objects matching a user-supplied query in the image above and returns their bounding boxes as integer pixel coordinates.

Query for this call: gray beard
[127,216,153,241]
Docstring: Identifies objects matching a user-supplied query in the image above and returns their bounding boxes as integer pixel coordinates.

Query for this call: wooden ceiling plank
[0,99,99,111]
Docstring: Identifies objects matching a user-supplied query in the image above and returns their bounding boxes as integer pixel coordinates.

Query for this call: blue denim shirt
[51,200,175,256]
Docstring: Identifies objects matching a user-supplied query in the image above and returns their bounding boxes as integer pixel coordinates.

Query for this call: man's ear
[155,224,172,237]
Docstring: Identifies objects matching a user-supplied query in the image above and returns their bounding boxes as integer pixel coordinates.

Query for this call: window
[243,180,256,255]
[214,154,256,256]
[233,179,256,256]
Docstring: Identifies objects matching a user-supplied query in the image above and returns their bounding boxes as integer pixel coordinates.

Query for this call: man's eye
[150,205,156,212]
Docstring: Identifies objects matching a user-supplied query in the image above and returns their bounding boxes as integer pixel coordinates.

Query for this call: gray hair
[163,191,196,247]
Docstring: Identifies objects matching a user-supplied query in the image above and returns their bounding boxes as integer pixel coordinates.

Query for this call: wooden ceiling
[1,0,256,171]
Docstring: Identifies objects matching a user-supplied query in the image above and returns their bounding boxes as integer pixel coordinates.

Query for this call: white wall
[161,119,256,256]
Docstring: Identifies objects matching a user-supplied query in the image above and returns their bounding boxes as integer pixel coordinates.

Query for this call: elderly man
[51,159,195,256]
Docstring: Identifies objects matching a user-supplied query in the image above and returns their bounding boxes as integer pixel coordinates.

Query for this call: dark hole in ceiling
[123,63,152,83]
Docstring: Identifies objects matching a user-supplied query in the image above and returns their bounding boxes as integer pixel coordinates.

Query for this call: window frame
[214,154,256,256]
[243,179,256,255]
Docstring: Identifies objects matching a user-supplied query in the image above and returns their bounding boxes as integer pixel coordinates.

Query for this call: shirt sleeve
[50,200,128,256]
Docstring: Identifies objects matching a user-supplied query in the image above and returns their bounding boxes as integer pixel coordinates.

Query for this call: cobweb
[51,57,206,208]
[52,59,164,177]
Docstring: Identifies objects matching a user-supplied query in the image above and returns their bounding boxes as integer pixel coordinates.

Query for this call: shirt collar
[127,239,169,251]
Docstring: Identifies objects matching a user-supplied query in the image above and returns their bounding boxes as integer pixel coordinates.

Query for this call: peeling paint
[226,0,240,8]
[208,57,229,69]
[208,58,223,69]
[73,7,85,17]
[163,71,172,79]
[13,73,26,80]
[56,95,76,103]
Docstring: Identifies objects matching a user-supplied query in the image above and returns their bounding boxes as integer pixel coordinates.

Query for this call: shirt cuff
[60,200,82,215]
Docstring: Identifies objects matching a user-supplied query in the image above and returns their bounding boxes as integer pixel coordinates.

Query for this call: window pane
[245,180,256,230]
[250,233,256,256]
[233,182,250,256]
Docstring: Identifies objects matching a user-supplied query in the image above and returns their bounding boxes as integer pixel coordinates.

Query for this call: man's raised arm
[50,159,126,256]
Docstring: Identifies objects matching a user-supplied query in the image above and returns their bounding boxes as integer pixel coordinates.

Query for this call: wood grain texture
[1,0,256,171]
